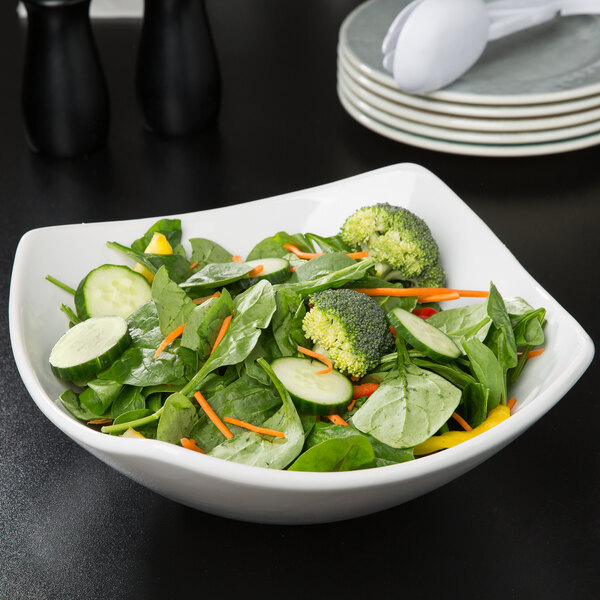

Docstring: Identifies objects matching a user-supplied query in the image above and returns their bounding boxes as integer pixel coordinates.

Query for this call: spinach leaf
[485,283,518,371]
[131,218,182,253]
[271,289,308,356]
[288,252,356,282]
[189,238,233,268]
[181,289,234,360]
[182,280,277,395]
[110,385,146,419]
[289,435,374,472]
[106,241,192,283]
[273,258,375,296]
[463,337,504,409]
[60,389,103,421]
[179,262,253,293]
[208,359,304,469]
[410,358,476,389]
[352,364,461,448]
[152,266,195,336]
[307,422,413,467]
[246,232,314,260]
[156,393,197,444]
[305,232,350,253]
[79,378,122,415]
[242,329,282,386]
[511,308,546,347]
[461,382,489,429]
[190,374,281,452]
[427,302,491,352]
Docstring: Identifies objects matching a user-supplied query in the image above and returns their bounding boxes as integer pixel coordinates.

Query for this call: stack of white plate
[337,0,600,156]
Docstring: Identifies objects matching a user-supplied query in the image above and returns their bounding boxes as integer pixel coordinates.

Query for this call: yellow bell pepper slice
[133,232,173,283]
[414,404,511,456]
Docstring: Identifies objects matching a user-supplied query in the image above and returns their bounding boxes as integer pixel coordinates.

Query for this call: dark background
[1,1,598,599]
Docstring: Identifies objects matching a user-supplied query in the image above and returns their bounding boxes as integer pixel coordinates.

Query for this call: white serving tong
[382,0,600,94]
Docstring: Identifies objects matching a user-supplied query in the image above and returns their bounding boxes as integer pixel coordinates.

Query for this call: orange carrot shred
[452,412,472,431]
[527,348,545,358]
[193,291,221,305]
[194,392,233,439]
[289,266,298,272]
[346,251,370,259]
[353,382,379,399]
[189,261,199,269]
[389,325,396,338]
[223,417,285,438]
[180,438,205,453]
[232,255,242,262]
[347,399,357,412]
[507,398,517,411]
[87,418,113,425]
[297,345,333,374]
[417,292,460,303]
[327,414,349,426]
[283,243,322,260]
[210,312,234,355]
[248,264,264,277]
[154,323,186,358]
[352,287,488,298]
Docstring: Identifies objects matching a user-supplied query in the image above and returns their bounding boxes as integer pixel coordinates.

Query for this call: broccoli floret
[340,203,445,287]
[302,288,395,378]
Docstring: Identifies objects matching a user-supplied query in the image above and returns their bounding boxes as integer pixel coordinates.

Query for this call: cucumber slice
[388,307,461,362]
[49,316,131,381]
[271,357,353,415]
[239,257,290,288]
[75,264,151,319]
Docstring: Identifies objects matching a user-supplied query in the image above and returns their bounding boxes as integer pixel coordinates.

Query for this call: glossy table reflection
[1,2,598,599]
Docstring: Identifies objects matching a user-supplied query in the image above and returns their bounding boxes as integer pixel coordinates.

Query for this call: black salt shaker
[136,0,221,136]
[21,0,110,158]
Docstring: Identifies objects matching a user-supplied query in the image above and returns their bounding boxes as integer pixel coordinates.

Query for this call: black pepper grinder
[136,0,221,136]
[21,0,110,158]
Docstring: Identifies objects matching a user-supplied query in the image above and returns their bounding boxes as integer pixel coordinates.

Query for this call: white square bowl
[9,163,594,524]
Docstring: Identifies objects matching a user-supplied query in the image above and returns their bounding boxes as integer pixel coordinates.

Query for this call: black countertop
[1,2,598,599]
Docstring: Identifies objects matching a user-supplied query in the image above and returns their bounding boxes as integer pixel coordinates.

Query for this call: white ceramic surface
[340,53,600,132]
[338,84,600,156]
[342,0,600,104]
[9,164,594,524]
[339,70,600,144]
[341,43,600,119]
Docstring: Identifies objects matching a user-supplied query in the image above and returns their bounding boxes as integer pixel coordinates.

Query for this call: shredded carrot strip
[210,312,234,355]
[527,348,545,358]
[389,325,396,338]
[180,437,205,453]
[347,399,357,412]
[353,382,379,399]
[87,418,113,425]
[247,264,264,277]
[232,255,242,262]
[194,392,233,439]
[224,417,285,438]
[417,292,460,303]
[297,345,333,374]
[327,414,349,426]
[192,291,221,305]
[283,243,322,259]
[452,412,472,431]
[346,251,370,259]
[154,323,186,358]
[189,261,199,269]
[352,287,489,298]
[289,266,298,272]
[507,397,517,411]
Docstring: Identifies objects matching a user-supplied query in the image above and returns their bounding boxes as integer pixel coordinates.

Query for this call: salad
[47,203,546,472]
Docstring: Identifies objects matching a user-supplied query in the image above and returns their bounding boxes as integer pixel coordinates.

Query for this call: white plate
[9,164,594,524]
[339,70,600,144]
[338,83,600,156]
[340,52,600,133]
[340,43,600,119]
[342,0,600,105]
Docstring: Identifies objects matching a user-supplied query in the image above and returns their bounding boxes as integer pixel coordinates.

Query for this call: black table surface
[1,2,598,599]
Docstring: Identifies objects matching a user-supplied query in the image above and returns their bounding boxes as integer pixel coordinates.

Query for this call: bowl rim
[9,163,595,492]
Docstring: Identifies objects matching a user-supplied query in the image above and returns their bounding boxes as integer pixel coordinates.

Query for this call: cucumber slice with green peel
[75,264,151,319]
[271,357,353,415]
[239,257,290,288]
[388,307,461,362]
[49,316,131,381]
